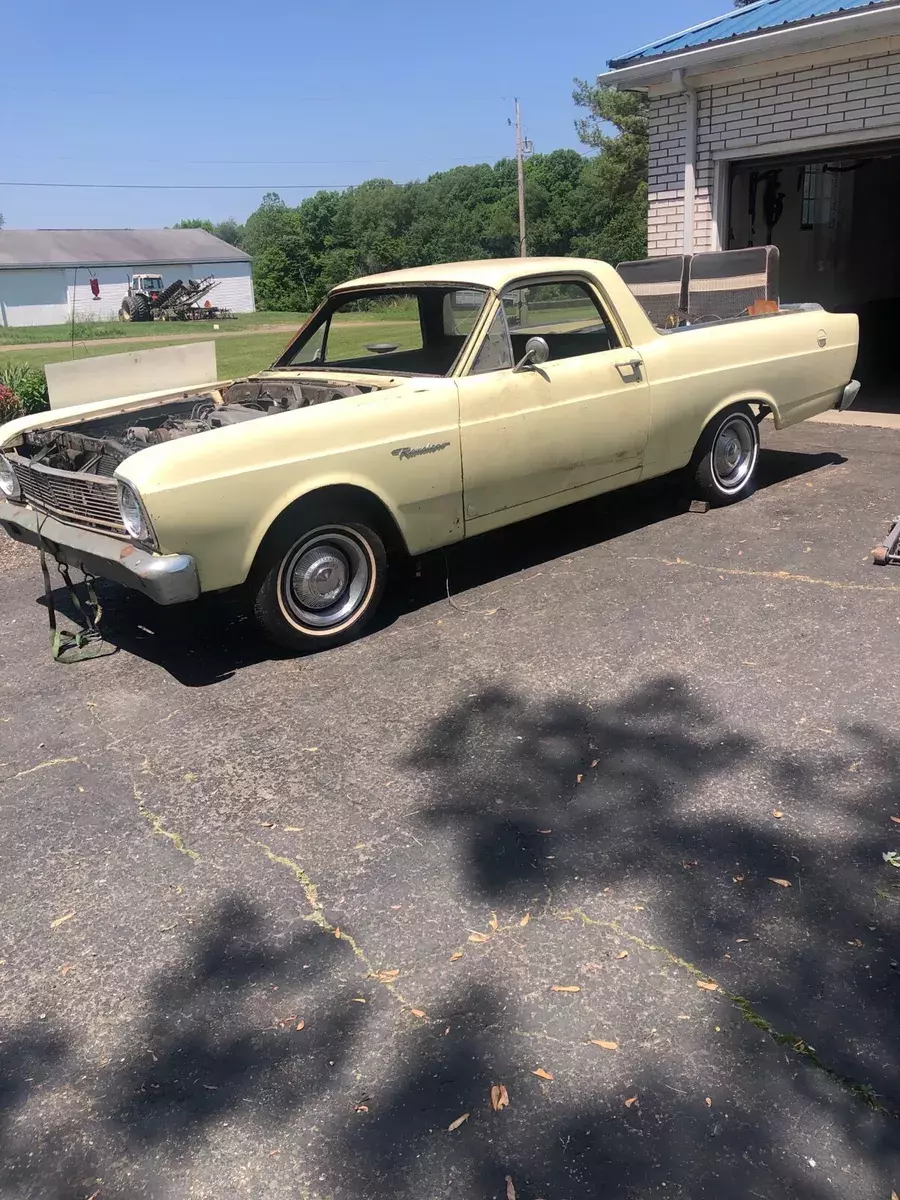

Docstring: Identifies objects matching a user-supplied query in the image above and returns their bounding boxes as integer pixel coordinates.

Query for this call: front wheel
[692,405,760,506]
[252,520,387,652]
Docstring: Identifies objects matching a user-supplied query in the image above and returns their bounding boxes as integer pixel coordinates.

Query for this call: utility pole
[514,99,533,258]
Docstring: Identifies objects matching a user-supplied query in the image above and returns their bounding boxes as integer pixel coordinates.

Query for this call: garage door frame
[710,121,900,252]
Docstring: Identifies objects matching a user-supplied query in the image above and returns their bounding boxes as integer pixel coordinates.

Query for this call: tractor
[119,274,234,322]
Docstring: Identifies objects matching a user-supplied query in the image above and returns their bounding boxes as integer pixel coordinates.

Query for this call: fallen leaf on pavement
[489,914,499,932]
[682,860,698,869]
[576,774,584,784]
[768,878,792,887]
[677,1014,690,1019]
[51,912,75,929]
[448,1113,470,1131]
[552,985,581,993]
[533,1068,553,1081]
[490,1084,510,1111]
[624,1096,637,1108]
[891,816,900,825]
[468,932,489,943]
[537,829,552,834]
[733,875,745,883]
[259,820,275,828]
[59,964,74,976]
[705,1097,712,1107]
[506,1176,517,1200]
[885,851,900,868]
[410,1008,427,1019]
[519,913,530,927]
[354,1101,369,1113]
[450,951,463,961]
[697,980,719,992]
[351,997,367,1003]
[591,759,599,768]
[772,810,784,819]
[736,938,748,943]
[374,969,399,983]
[616,951,629,961]
[295,1020,305,1031]
[590,1040,618,1051]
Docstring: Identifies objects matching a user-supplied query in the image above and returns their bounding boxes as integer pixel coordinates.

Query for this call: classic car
[0,257,859,651]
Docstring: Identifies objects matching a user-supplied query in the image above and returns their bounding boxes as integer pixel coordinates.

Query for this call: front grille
[11,455,126,536]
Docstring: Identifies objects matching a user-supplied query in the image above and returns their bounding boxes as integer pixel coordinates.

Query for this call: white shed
[0,228,254,328]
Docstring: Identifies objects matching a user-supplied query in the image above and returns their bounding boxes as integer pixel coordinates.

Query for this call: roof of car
[334,257,612,293]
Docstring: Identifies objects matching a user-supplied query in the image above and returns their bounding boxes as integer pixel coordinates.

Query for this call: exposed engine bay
[13,377,371,476]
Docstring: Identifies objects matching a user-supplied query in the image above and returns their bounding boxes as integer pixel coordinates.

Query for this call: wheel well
[257,485,408,569]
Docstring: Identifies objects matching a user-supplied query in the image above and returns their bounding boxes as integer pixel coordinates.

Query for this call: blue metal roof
[609,0,890,67]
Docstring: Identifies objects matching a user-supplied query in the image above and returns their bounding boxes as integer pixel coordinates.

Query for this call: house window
[801,165,834,230]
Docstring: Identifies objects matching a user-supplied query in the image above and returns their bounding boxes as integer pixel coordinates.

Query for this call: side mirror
[514,336,550,372]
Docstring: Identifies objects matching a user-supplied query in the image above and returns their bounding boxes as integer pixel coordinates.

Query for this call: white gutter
[600,1,900,86]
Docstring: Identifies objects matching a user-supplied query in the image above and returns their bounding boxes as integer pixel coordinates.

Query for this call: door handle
[615,359,643,383]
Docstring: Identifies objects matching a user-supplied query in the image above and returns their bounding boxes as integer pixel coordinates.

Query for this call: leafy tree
[0,213,5,230]
[571,81,649,262]
[212,218,243,246]
[171,218,215,233]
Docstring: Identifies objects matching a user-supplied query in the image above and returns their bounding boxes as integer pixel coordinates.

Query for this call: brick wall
[648,46,900,255]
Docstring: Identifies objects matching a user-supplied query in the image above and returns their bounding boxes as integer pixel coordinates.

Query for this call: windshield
[276,285,489,376]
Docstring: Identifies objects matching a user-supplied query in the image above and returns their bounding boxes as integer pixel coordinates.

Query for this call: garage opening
[727,140,900,411]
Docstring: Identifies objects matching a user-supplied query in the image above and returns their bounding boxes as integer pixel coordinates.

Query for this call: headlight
[0,454,20,501]
[118,480,152,543]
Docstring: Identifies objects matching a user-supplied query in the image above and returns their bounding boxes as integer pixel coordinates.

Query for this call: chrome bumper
[837,379,861,411]
[0,501,199,605]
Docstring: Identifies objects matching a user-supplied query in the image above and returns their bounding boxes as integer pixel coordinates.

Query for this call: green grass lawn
[0,321,420,383]
[0,311,310,346]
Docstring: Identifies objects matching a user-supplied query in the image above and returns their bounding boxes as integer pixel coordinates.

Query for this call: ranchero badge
[391,442,450,461]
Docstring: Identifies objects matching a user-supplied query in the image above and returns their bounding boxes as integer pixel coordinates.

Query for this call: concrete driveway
[1,421,899,1200]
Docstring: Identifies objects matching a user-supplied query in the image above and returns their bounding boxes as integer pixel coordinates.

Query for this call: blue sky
[1,0,726,230]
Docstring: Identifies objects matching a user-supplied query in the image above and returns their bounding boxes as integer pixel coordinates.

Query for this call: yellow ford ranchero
[0,257,859,651]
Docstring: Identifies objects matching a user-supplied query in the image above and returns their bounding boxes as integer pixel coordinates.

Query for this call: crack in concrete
[8,755,79,781]
[256,842,419,1013]
[566,906,895,1119]
[623,553,900,595]
[134,783,201,862]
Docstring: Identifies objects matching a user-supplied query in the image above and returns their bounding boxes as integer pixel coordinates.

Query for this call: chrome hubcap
[280,529,371,630]
[712,415,756,492]
[291,547,349,610]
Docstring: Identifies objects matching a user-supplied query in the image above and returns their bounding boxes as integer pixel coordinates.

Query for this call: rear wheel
[692,405,760,506]
[252,515,388,652]
[130,293,152,322]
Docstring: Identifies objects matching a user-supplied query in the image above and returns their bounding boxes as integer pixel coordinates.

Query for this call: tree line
[174,85,647,311]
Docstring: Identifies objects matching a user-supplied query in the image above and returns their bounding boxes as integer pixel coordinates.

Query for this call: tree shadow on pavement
[0,894,367,1199]
[390,675,900,1196]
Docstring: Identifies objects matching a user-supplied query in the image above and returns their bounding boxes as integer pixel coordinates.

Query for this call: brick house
[601,0,900,392]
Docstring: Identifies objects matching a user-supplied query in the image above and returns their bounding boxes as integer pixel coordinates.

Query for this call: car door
[455,275,651,526]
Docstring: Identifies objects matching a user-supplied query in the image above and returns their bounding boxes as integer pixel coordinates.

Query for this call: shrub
[0,361,49,419]
[0,383,17,424]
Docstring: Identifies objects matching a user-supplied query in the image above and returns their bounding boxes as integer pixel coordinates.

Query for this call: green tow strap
[38,537,115,664]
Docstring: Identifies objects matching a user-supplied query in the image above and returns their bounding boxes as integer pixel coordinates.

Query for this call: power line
[1,155,502,168]
[0,181,355,191]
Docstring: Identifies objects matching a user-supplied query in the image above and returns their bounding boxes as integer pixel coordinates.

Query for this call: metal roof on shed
[0,228,251,269]
[610,0,891,66]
